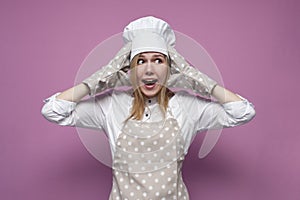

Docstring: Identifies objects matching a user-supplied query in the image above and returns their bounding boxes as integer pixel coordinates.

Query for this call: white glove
[167,45,217,97]
[82,43,132,95]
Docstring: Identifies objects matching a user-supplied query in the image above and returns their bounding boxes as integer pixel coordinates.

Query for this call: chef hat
[122,16,176,60]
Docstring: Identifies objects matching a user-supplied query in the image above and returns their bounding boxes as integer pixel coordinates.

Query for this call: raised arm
[41,83,109,129]
[56,83,90,102]
[211,84,242,104]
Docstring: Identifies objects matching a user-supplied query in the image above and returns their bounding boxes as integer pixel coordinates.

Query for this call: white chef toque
[122,16,176,61]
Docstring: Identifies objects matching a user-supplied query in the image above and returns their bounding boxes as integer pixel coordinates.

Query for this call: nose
[145,61,154,75]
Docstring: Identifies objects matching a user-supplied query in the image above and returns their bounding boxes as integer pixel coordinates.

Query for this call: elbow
[40,93,76,126]
[40,102,75,126]
[223,100,256,127]
[238,105,256,125]
[40,103,61,123]
[228,106,256,127]
[239,100,256,123]
[41,104,51,120]
[247,106,256,122]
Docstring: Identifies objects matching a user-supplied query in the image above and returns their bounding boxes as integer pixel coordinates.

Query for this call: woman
[42,16,255,200]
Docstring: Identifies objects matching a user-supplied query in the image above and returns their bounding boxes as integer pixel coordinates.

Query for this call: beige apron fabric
[109,113,190,200]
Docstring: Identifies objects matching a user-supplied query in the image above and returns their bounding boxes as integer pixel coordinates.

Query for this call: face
[131,52,169,98]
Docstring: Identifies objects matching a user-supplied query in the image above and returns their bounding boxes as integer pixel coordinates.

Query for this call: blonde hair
[127,54,173,121]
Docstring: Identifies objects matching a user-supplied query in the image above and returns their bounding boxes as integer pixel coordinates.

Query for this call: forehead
[139,52,165,58]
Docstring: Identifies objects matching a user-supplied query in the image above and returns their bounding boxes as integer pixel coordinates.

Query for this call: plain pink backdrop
[1,0,299,199]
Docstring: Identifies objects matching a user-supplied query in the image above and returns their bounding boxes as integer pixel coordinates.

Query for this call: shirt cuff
[43,93,77,117]
[221,94,254,119]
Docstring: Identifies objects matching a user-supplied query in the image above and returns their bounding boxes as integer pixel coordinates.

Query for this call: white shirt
[41,90,255,153]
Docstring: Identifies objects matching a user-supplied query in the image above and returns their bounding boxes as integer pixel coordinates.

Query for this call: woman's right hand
[82,42,132,96]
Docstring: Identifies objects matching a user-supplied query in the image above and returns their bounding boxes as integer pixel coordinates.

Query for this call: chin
[140,85,162,98]
[141,90,160,98]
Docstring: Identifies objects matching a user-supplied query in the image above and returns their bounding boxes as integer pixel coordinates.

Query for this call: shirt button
[148,99,151,103]
[145,113,149,117]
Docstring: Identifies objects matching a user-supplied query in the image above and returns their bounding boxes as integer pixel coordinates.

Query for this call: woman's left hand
[167,45,217,98]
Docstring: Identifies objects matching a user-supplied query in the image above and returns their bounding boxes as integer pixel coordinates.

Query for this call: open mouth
[141,79,158,89]
[142,79,158,85]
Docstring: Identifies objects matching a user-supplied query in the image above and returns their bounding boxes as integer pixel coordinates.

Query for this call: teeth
[142,79,157,85]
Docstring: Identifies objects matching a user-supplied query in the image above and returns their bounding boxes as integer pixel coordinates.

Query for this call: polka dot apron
[109,109,190,200]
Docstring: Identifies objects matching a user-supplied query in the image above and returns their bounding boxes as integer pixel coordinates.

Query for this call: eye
[137,59,144,65]
[154,58,163,64]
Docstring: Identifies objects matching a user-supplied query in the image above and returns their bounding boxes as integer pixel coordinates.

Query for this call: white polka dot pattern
[82,42,132,96]
[113,118,184,173]
[109,117,189,200]
[167,45,217,98]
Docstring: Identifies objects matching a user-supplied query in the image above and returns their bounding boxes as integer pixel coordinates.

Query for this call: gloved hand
[82,42,132,96]
[167,45,218,98]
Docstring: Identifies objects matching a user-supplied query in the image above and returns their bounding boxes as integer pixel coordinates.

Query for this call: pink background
[1,0,299,199]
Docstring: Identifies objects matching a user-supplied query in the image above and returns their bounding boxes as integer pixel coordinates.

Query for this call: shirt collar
[145,96,157,105]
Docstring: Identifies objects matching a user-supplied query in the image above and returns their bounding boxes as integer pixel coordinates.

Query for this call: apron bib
[109,111,189,200]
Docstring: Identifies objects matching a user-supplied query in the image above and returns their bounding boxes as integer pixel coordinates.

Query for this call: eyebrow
[139,54,165,58]
[152,54,165,58]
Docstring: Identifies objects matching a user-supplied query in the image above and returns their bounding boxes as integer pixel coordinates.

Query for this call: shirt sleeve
[193,94,256,132]
[41,92,111,130]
